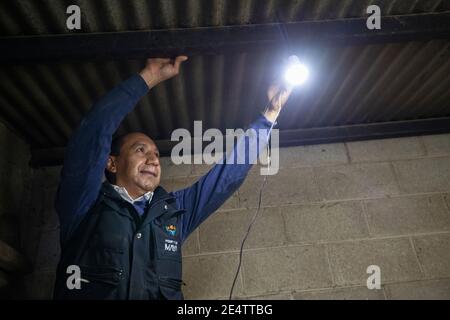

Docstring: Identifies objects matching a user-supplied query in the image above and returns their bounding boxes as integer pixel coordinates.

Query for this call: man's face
[107,133,161,198]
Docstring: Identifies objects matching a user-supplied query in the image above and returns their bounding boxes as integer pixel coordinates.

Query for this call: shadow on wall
[0,122,34,298]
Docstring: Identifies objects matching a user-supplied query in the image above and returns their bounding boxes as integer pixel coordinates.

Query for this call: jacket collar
[101,182,174,204]
[100,182,182,224]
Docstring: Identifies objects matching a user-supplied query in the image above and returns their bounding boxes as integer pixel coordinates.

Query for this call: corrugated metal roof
[0,0,449,159]
[1,0,449,35]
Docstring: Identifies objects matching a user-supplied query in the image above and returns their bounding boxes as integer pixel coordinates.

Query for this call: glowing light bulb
[284,55,309,86]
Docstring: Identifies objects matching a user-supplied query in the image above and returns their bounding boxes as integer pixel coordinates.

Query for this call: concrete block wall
[0,121,33,297]
[10,166,61,299]
[9,133,450,299]
[171,134,450,300]
[0,122,31,249]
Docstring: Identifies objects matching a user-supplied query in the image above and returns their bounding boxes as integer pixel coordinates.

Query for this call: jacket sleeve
[55,74,149,244]
[173,115,274,243]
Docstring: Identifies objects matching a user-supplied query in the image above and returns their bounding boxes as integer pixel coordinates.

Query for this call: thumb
[173,56,188,72]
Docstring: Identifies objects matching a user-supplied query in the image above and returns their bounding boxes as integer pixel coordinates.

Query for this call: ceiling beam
[1,12,450,64]
[30,116,450,167]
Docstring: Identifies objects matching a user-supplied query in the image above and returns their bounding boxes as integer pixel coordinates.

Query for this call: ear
[106,155,118,174]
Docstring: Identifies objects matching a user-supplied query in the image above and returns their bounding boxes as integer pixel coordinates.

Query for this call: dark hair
[104,134,127,184]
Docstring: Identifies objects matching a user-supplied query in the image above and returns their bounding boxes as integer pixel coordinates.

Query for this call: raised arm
[175,82,292,242]
[56,56,187,244]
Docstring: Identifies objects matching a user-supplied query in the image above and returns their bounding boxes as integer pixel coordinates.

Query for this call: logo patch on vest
[165,224,177,236]
[164,239,178,252]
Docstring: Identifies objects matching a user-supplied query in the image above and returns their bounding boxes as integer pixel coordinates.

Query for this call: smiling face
[106,132,161,199]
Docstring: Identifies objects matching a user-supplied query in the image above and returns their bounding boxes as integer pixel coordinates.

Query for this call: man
[53,56,291,299]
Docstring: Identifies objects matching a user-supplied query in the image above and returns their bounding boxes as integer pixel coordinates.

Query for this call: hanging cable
[229,92,283,300]
[229,9,306,299]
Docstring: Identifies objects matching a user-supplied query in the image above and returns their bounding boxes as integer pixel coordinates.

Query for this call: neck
[114,183,147,200]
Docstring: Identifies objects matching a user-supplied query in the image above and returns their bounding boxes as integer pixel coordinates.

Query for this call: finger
[284,85,293,97]
[173,55,188,71]
[153,58,171,64]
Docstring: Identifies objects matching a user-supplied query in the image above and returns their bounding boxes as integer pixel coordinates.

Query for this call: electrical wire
[229,92,283,300]
[229,11,291,299]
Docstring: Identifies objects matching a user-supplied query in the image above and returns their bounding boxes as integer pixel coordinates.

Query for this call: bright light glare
[284,55,309,86]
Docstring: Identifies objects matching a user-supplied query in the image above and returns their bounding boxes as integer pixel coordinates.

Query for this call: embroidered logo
[164,239,178,252]
[165,224,177,236]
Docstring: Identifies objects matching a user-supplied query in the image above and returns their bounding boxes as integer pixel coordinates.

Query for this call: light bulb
[284,55,309,86]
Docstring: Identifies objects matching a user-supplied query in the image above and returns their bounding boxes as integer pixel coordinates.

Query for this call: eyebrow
[130,141,159,153]
[130,142,148,149]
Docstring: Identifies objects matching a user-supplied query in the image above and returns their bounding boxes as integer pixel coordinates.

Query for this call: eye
[136,147,145,153]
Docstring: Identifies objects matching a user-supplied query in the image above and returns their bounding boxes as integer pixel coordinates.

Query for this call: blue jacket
[54,74,273,299]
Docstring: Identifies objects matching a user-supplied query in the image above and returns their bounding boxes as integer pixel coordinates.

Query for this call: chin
[140,180,159,192]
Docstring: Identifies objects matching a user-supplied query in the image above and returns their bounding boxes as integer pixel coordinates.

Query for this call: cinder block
[235,173,265,209]
[34,167,62,189]
[43,187,58,211]
[0,269,8,289]
[421,133,450,157]
[160,176,239,211]
[278,143,348,169]
[34,229,61,272]
[0,122,30,168]
[0,239,29,272]
[160,177,199,192]
[18,225,41,266]
[245,292,292,300]
[293,286,385,300]
[192,163,259,179]
[198,208,285,253]
[0,165,26,213]
[29,172,46,211]
[38,187,60,231]
[0,121,8,145]
[365,195,450,236]
[40,210,60,232]
[282,202,369,243]
[315,163,400,200]
[182,253,243,299]
[9,137,30,168]
[182,229,199,256]
[239,168,321,208]
[327,238,422,286]
[384,279,450,300]
[218,195,240,211]
[30,271,56,299]
[161,172,237,210]
[0,214,19,248]
[10,273,34,299]
[393,158,450,193]
[346,137,424,162]
[242,245,333,295]
[413,234,450,278]
[160,157,192,178]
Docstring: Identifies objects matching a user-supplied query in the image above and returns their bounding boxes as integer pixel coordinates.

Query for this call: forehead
[121,133,157,150]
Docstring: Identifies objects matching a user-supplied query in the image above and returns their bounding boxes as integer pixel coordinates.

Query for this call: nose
[145,153,159,165]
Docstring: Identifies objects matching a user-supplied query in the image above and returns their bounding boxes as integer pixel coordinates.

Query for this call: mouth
[140,169,157,178]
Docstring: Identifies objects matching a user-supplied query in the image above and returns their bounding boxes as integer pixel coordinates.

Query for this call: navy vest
[54,182,186,300]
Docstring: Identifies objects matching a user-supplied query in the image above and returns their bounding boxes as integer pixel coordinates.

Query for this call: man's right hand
[139,56,188,89]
